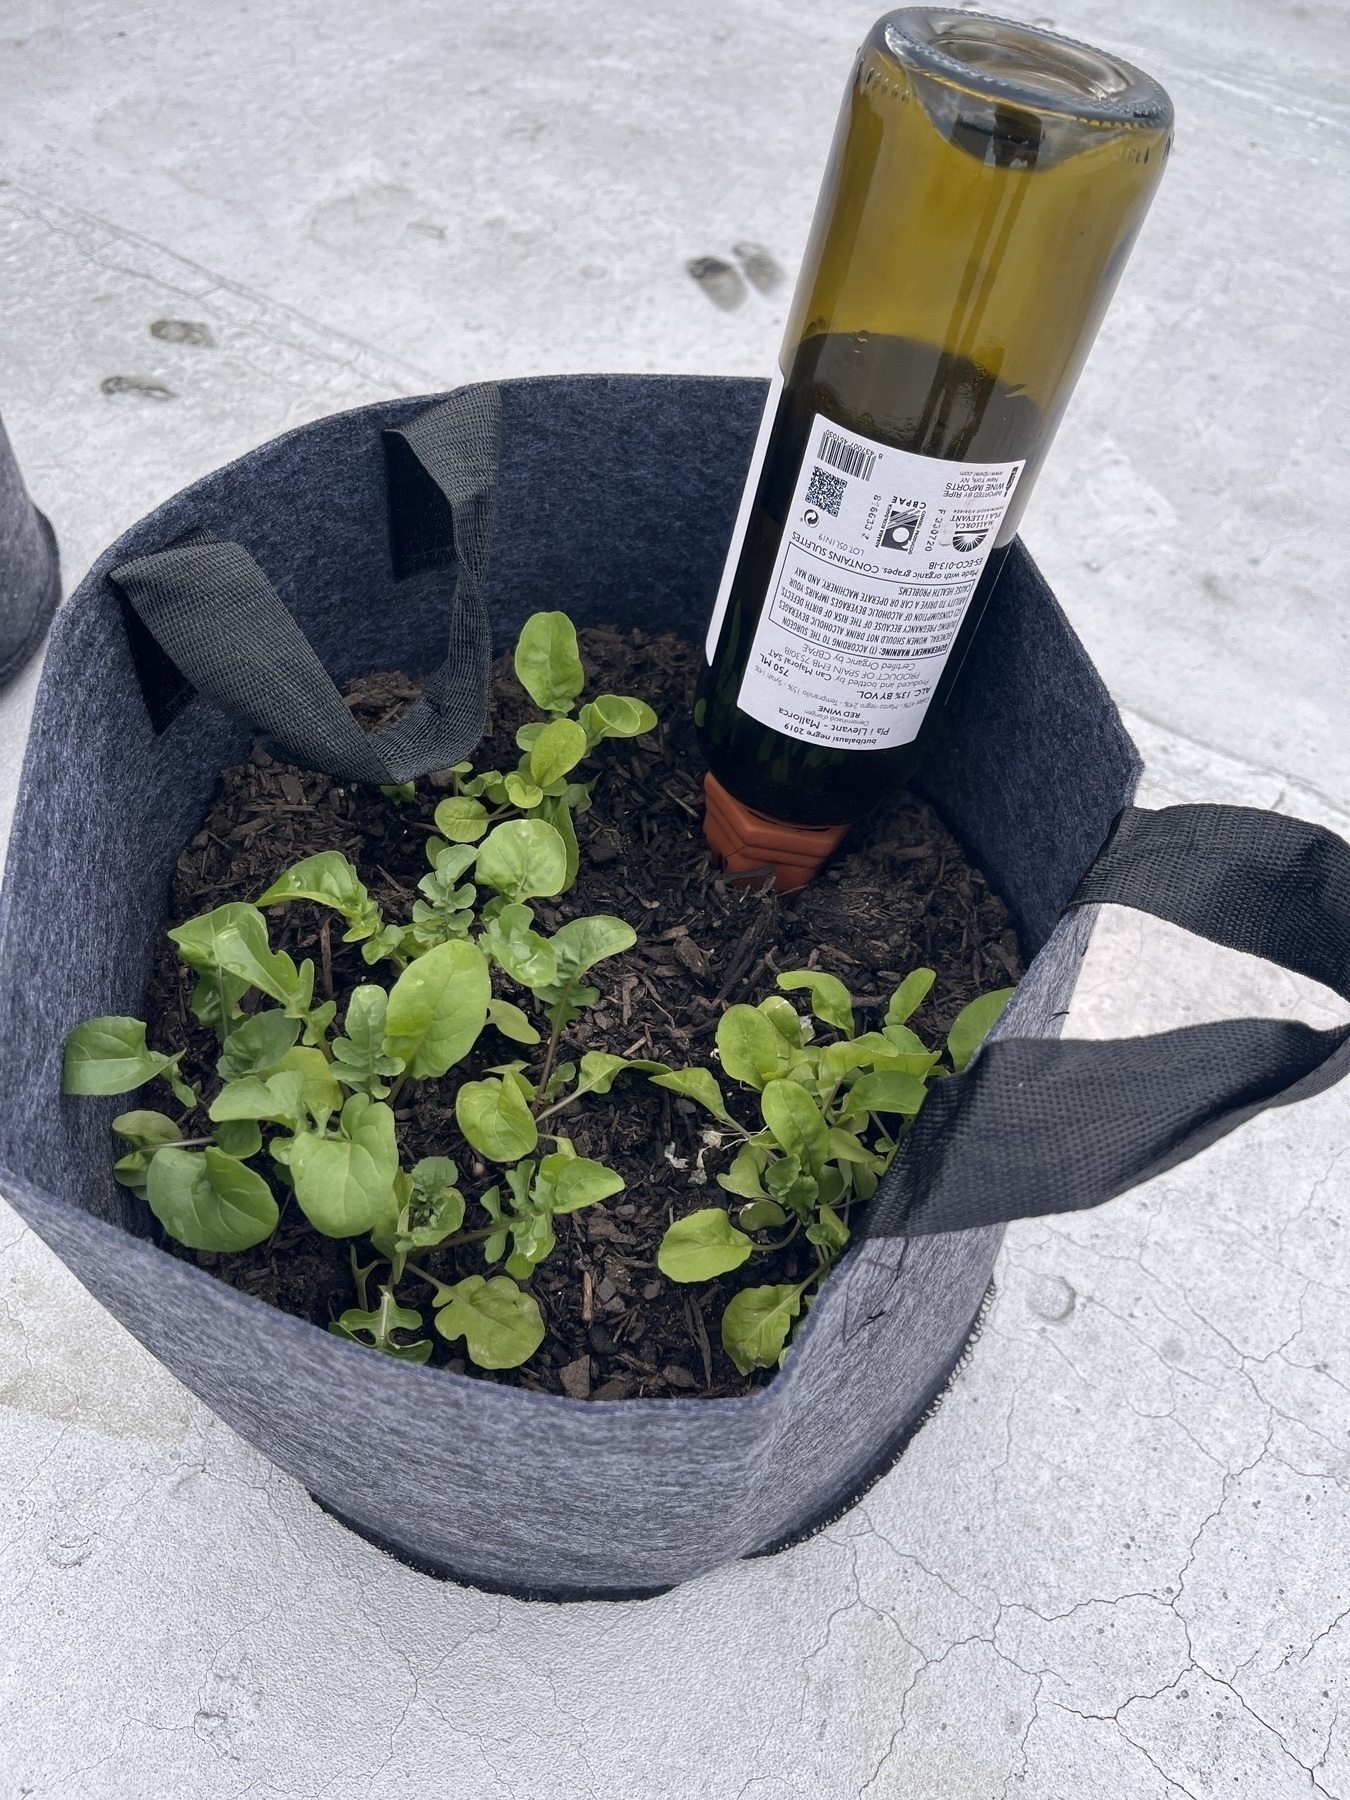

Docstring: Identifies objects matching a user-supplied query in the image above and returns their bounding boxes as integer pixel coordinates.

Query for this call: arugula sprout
[428,1273,546,1369]
[331,1279,433,1364]
[64,1017,199,1111]
[330,987,404,1098]
[651,973,1013,1377]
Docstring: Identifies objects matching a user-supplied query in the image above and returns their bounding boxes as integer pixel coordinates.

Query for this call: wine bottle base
[702,771,850,893]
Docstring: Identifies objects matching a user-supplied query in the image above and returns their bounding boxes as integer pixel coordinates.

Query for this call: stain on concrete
[733,240,785,293]
[1027,1273,1077,1321]
[686,255,746,311]
[150,318,214,346]
[100,375,175,400]
[307,183,417,253]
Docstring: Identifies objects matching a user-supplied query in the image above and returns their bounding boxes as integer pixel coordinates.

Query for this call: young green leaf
[514,611,586,714]
[111,1149,157,1196]
[433,1274,546,1368]
[332,1319,432,1361]
[362,921,414,967]
[764,1153,818,1213]
[461,768,503,799]
[256,853,380,940]
[491,1061,537,1105]
[215,1118,263,1159]
[330,1289,432,1363]
[536,1060,574,1105]
[814,1034,889,1087]
[777,970,855,1038]
[715,1005,794,1090]
[738,1199,787,1231]
[209,1070,306,1129]
[432,796,490,843]
[717,1142,770,1200]
[480,903,558,988]
[825,1127,879,1166]
[806,1203,850,1253]
[110,1110,186,1195]
[382,938,490,1078]
[721,1283,803,1376]
[186,966,249,1044]
[331,986,405,1098]
[455,1076,539,1162]
[571,1049,662,1099]
[274,1047,345,1129]
[112,1109,183,1151]
[886,967,936,1027]
[504,1215,556,1281]
[145,1146,279,1251]
[503,771,545,809]
[533,1153,623,1214]
[528,716,589,786]
[63,1017,176,1096]
[947,988,1015,1073]
[649,1066,735,1126]
[394,1157,466,1248]
[875,1049,943,1079]
[577,693,658,745]
[757,994,804,1047]
[760,1079,830,1174]
[475,819,569,903]
[817,1164,847,1208]
[411,1154,460,1199]
[847,1068,930,1115]
[303,998,338,1048]
[169,904,310,1010]
[290,1094,398,1237]
[657,1208,753,1283]
[486,997,542,1045]
[410,844,478,951]
[547,914,636,981]
[217,1009,302,1081]
[423,841,480,884]
[536,792,581,892]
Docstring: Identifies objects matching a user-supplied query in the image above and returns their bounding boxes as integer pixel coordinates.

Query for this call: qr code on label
[805,463,847,517]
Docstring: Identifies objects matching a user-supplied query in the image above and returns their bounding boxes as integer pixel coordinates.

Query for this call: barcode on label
[817,428,876,483]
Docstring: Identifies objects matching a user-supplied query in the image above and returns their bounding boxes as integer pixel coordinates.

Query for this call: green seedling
[653,973,1013,1376]
[60,609,655,1374]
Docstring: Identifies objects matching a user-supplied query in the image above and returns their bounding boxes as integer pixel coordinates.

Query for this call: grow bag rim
[74,372,768,569]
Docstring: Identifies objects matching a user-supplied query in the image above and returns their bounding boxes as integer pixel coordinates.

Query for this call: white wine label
[735,412,1025,751]
[705,366,786,662]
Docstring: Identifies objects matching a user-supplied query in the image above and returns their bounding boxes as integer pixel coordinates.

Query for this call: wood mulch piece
[143,628,1023,1400]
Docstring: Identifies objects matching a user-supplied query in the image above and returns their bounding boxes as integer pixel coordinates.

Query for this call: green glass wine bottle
[697,8,1173,881]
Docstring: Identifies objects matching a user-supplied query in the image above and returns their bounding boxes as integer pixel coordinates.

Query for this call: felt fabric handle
[109,384,500,782]
[867,804,1350,1238]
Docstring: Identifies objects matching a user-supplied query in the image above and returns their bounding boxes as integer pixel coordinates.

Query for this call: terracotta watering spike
[701,771,849,893]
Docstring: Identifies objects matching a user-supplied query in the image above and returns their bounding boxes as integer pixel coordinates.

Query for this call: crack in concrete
[0,179,428,393]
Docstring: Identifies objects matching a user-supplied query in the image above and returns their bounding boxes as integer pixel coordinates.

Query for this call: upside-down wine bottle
[697,8,1173,888]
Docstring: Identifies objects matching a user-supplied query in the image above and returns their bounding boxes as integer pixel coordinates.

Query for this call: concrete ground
[0,2,1347,1794]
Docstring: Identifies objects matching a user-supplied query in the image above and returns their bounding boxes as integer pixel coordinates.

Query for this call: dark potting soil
[144,628,1024,1401]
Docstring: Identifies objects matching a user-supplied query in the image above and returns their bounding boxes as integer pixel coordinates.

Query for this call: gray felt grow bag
[0,408,60,691]
[7,376,1342,1601]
